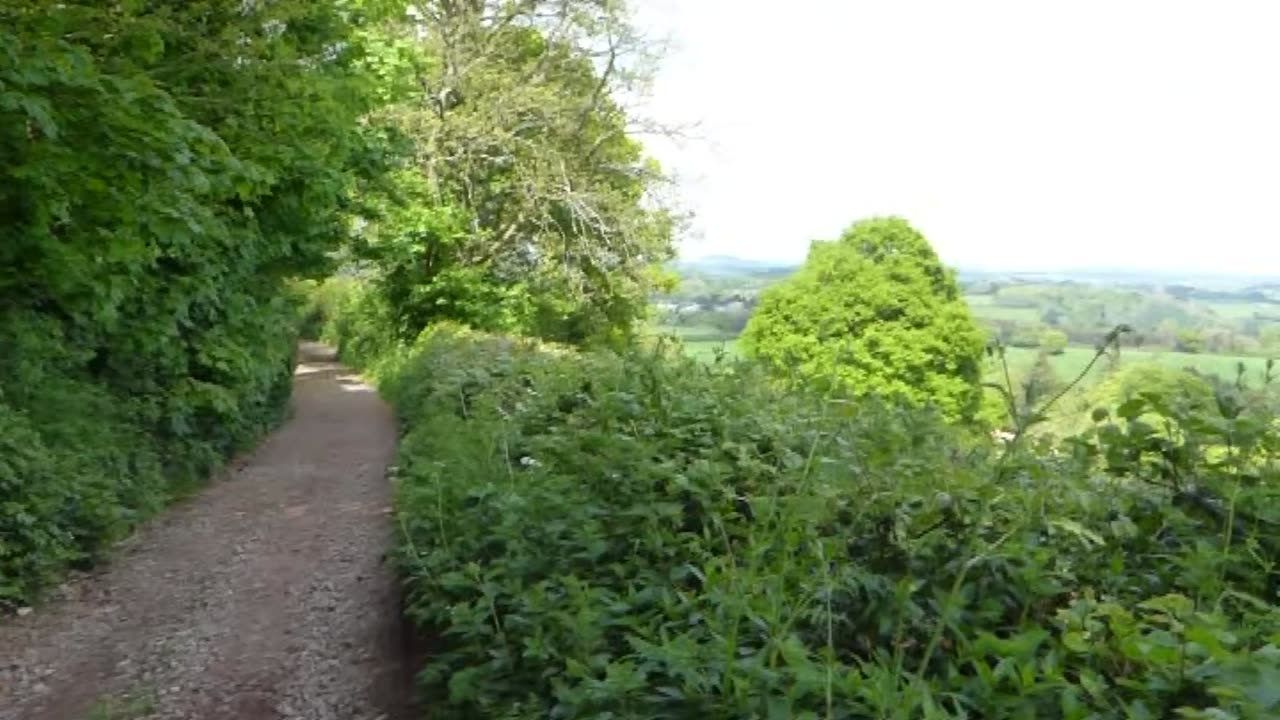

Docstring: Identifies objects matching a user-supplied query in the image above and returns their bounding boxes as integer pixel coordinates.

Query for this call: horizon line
[675,254,1280,279]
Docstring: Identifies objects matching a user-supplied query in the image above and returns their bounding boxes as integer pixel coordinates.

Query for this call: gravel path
[0,344,415,720]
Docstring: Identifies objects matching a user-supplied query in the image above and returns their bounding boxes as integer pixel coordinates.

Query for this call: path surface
[0,344,413,720]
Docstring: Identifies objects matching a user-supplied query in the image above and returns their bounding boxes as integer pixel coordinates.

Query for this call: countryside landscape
[3,1,1280,719]
[655,257,1280,430]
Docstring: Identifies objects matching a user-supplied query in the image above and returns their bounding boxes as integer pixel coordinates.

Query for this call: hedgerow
[0,1,384,605]
[341,319,1280,718]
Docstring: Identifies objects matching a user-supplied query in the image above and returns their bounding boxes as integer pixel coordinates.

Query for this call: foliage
[294,276,362,341]
[965,280,1277,356]
[0,0,386,605]
[349,0,677,348]
[658,306,755,336]
[1045,361,1219,439]
[1004,323,1047,349]
[1039,329,1069,355]
[316,278,407,375]
[1178,329,1208,354]
[343,325,1280,719]
[1024,351,1064,406]
[742,217,987,422]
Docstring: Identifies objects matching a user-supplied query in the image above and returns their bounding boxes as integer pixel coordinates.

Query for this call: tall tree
[741,217,986,421]
[352,0,678,345]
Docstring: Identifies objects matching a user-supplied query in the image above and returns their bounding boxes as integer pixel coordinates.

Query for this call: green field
[650,325,741,360]
[656,324,1273,387]
[653,324,731,341]
[964,295,1043,323]
[990,346,1275,388]
[682,338,741,360]
[1202,300,1280,320]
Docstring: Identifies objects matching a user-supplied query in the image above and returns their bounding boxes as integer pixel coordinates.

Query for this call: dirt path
[0,344,415,720]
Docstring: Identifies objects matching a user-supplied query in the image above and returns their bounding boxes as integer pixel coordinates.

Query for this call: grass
[682,338,741,360]
[87,687,156,720]
[660,326,1274,393]
[649,325,741,360]
[652,324,735,341]
[1202,300,1280,320]
[989,345,1275,388]
[964,297,1043,323]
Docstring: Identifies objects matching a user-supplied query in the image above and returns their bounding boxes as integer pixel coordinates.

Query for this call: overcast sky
[632,0,1280,273]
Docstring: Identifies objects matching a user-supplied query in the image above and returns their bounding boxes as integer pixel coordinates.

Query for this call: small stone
[33,682,49,694]
[16,607,33,617]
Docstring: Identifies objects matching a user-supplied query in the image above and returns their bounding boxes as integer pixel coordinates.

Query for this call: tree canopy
[0,0,389,603]
[1039,328,1069,355]
[348,0,677,347]
[2,0,678,602]
[741,217,986,421]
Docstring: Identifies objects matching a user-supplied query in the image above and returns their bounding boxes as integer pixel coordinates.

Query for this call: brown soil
[0,344,416,720]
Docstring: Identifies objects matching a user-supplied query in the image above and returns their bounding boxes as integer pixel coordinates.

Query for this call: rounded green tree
[741,217,986,421]
[1039,328,1069,355]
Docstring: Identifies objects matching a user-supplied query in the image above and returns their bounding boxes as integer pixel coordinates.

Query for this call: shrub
[0,0,378,605]
[364,327,1280,719]
[1176,329,1207,354]
[1039,329,1069,355]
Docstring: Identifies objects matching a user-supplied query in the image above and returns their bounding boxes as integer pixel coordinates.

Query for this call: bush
[0,383,169,603]
[0,1,376,606]
[361,326,1280,719]
[1176,329,1207,354]
[742,217,987,423]
[1045,362,1217,439]
[1006,324,1046,349]
[1039,329,1069,355]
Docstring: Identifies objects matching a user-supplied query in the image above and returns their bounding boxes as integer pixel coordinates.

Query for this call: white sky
[632,0,1280,273]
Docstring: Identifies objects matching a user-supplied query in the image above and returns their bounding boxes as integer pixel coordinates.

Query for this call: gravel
[0,344,416,720]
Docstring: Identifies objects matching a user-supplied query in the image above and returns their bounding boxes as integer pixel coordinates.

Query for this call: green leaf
[1116,397,1147,420]
[447,666,484,702]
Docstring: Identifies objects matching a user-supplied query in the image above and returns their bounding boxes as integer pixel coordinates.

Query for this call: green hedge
[0,1,377,606]
[348,322,1280,719]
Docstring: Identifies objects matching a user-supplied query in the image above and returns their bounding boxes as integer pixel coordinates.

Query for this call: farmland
[990,345,1275,388]
[655,325,1274,389]
[651,325,741,360]
[655,261,1280,402]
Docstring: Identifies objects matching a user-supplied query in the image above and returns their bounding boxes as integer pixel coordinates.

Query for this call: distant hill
[674,255,1280,291]
[675,255,799,277]
[957,267,1280,291]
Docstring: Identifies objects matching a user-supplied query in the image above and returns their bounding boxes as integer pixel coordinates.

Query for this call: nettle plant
[354,321,1280,719]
